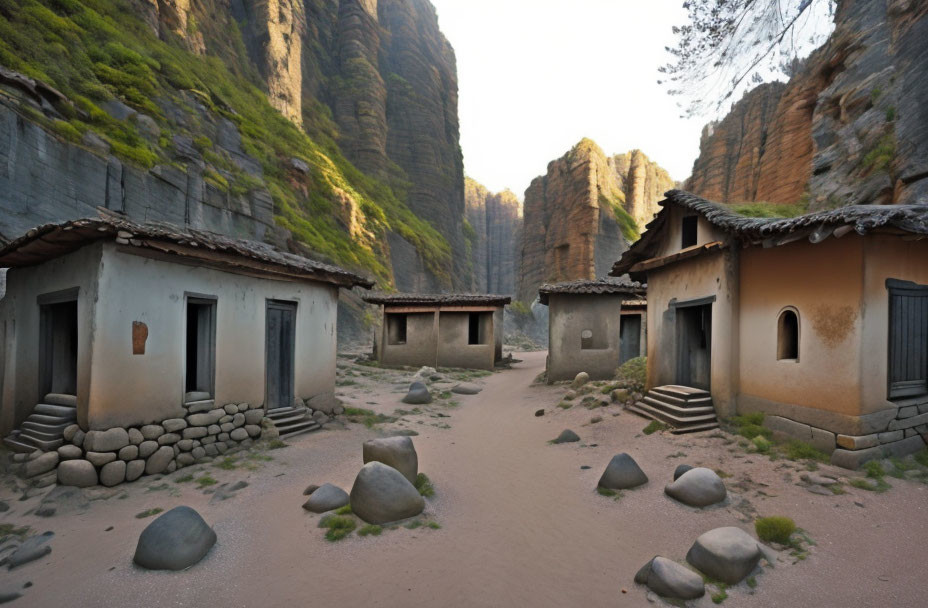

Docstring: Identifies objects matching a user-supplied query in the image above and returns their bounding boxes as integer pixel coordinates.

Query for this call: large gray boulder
[57,459,98,487]
[598,453,648,490]
[349,462,425,524]
[635,556,705,600]
[363,436,419,484]
[133,506,217,571]
[665,467,727,507]
[402,382,432,405]
[302,483,350,513]
[553,429,580,444]
[686,527,762,584]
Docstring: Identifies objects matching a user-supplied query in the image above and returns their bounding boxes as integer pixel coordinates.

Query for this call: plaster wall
[437,312,496,370]
[547,293,623,382]
[86,244,338,430]
[655,206,728,258]
[379,311,438,368]
[0,243,102,434]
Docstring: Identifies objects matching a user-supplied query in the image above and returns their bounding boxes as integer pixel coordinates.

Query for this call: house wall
[0,243,103,435]
[437,312,496,370]
[655,206,728,258]
[547,293,624,382]
[645,248,739,416]
[85,244,338,430]
[379,311,439,368]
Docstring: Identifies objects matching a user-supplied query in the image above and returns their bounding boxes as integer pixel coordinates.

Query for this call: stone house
[611,190,928,467]
[538,278,646,382]
[364,294,510,370]
[0,215,372,486]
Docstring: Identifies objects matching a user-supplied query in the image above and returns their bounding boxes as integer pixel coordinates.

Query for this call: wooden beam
[629,241,725,274]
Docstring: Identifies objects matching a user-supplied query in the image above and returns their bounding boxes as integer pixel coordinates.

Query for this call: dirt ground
[2,350,927,607]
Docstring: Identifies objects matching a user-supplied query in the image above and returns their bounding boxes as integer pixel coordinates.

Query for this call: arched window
[777,308,799,361]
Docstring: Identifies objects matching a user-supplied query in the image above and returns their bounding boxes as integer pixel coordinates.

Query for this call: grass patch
[195,475,218,488]
[714,469,732,479]
[728,201,808,218]
[414,473,435,498]
[0,523,31,541]
[135,507,163,519]
[174,473,194,483]
[334,504,352,515]
[783,440,829,463]
[642,420,668,435]
[755,516,796,544]
[850,461,892,492]
[746,576,757,589]
[711,588,728,604]
[427,521,441,529]
[752,435,772,454]
[322,515,357,542]
[214,457,239,470]
[596,487,622,500]
[405,520,423,530]
[357,524,382,537]
[557,401,572,409]
[913,449,928,467]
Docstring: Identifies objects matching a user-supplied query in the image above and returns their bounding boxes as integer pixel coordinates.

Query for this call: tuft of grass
[746,576,757,589]
[557,401,572,409]
[752,435,772,454]
[196,475,218,488]
[357,524,382,537]
[427,521,441,529]
[405,520,423,530]
[850,461,892,492]
[728,201,808,218]
[714,469,732,479]
[596,487,622,500]
[0,523,31,541]
[174,474,194,483]
[755,516,796,544]
[783,440,828,463]
[135,507,163,519]
[322,515,357,542]
[643,420,668,435]
[214,457,239,470]
[711,585,729,604]
[414,473,435,498]
[914,449,928,467]
[334,504,352,515]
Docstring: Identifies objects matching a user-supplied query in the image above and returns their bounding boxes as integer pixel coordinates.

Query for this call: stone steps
[279,420,322,439]
[267,406,321,440]
[33,403,78,418]
[628,386,719,434]
[2,394,77,453]
[44,393,77,407]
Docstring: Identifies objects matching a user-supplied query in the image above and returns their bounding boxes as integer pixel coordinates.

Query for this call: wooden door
[676,304,711,390]
[266,301,297,410]
[619,314,641,365]
[887,279,928,398]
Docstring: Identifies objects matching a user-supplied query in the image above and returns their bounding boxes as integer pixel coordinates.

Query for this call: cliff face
[0,0,467,290]
[465,178,522,295]
[517,139,674,304]
[686,0,928,208]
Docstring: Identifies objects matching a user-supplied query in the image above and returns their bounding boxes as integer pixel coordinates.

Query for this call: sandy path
[3,351,928,607]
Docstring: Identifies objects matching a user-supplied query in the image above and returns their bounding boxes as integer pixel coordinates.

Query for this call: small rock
[126,460,145,482]
[162,418,187,433]
[598,453,648,489]
[140,425,164,440]
[24,452,59,478]
[71,429,85,447]
[230,428,248,441]
[57,460,98,487]
[673,464,694,481]
[302,483,350,513]
[806,485,833,496]
[686,527,762,585]
[402,382,432,405]
[303,484,320,496]
[349,462,425,525]
[580,465,591,470]
[133,506,217,571]
[244,424,261,438]
[63,424,80,442]
[451,383,482,395]
[7,532,54,568]
[119,445,139,461]
[665,468,727,507]
[635,556,705,600]
[244,409,264,425]
[590,416,603,424]
[183,427,208,439]
[85,451,117,467]
[800,473,837,486]
[534,409,545,417]
[362,436,419,484]
[571,372,590,389]
[553,429,580,444]
[128,428,144,445]
[158,433,181,445]
[138,441,158,458]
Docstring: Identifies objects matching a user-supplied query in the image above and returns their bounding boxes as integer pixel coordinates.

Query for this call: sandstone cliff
[517,139,674,304]
[465,178,522,295]
[0,0,467,291]
[686,0,928,208]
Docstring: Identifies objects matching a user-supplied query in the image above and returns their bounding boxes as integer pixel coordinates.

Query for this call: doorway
[266,300,297,410]
[619,314,641,365]
[185,297,216,400]
[39,297,78,398]
[676,303,712,390]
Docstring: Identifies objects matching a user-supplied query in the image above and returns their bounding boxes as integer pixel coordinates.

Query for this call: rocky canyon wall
[517,139,674,304]
[465,178,522,295]
[686,0,928,208]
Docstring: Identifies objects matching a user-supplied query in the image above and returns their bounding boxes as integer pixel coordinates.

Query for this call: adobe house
[538,278,646,382]
[364,294,511,370]
[611,189,928,468]
[0,215,371,482]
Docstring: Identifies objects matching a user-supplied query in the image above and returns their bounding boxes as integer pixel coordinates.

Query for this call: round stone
[302,483,349,513]
[230,428,248,441]
[162,418,187,433]
[598,453,648,490]
[665,468,727,507]
[349,462,425,525]
[119,445,139,461]
[128,428,144,445]
[126,459,145,482]
[99,460,127,487]
[57,460,98,487]
[686,527,763,585]
[133,506,217,571]
[245,424,261,438]
[145,446,175,475]
[138,441,158,459]
[57,444,83,460]
[85,451,117,467]
[553,429,580,444]
[362,436,419,484]
[140,425,164,440]
[158,433,181,446]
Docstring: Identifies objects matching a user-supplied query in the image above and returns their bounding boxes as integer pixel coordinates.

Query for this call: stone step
[44,393,77,407]
[266,407,298,420]
[34,403,77,418]
[185,399,215,413]
[269,413,309,427]
[643,391,713,408]
[185,391,211,403]
[279,420,321,440]
[652,385,711,401]
[629,401,719,428]
[641,396,716,417]
[2,434,37,453]
[670,421,720,435]
[20,420,70,436]
[14,434,63,451]
[27,413,74,426]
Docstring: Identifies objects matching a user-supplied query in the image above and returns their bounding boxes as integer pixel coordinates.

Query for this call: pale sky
[430,0,705,198]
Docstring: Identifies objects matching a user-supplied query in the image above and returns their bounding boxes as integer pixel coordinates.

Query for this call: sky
[429,0,706,198]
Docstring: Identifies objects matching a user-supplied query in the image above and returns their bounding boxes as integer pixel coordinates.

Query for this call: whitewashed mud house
[364,294,510,370]
[538,278,646,382]
[611,190,928,467]
[0,215,372,486]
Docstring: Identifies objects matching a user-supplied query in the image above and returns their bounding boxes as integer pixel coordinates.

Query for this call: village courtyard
[2,349,926,607]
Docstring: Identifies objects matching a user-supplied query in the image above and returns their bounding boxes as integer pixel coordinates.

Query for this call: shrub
[784,440,828,463]
[643,420,667,435]
[357,524,382,537]
[414,473,434,498]
[615,356,646,393]
[755,516,796,544]
[322,515,356,541]
[752,436,772,453]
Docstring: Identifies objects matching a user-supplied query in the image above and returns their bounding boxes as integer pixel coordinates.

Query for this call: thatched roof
[363,293,511,307]
[537,277,644,306]
[0,213,374,289]
[612,190,928,277]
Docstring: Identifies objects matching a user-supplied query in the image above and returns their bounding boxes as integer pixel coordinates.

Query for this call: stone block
[879,430,904,444]
[888,412,928,431]
[810,427,836,453]
[84,428,130,452]
[140,425,165,440]
[836,433,879,450]
[162,418,187,433]
[244,409,264,425]
[119,445,139,461]
[182,427,208,439]
[897,406,918,419]
[158,433,181,446]
[763,415,812,442]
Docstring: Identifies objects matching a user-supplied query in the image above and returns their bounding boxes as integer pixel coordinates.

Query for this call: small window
[681,216,698,249]
[185,297,216,398]
[580,329,594,350]
[468,313,481,345]
[777,308,799,361]
[387,313,407,345]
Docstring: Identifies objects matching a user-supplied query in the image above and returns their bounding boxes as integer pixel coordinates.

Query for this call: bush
[784,440,829,463]
[643,420,667,435]
[615,356,646,393]
[322,515,356,542]
[414,473,434,498]
[752,436,772,453]
[755,516,796,544]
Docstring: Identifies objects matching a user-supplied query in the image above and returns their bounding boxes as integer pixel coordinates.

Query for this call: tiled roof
[538,277,644,305]
[363,293,511,307]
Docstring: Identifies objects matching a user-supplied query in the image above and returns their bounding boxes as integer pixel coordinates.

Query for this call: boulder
[673,464,694,481]
[133,506,217,571]
[245,424,261,438]
[553,429,580,444]
[349,462,425,524]
[597,453,648,490]
[7,531,54,568]
[138,440,158,459]
[99,461,127,487]
[83,428,130,452]
[302,483,350,513]
[635,556,705,600]
[572,372,590,389]
[57,460,98,487]
[304,484,320,496]
[665,467,727,507]
[451,383,482,395]
[362,436,419,484]
[57,444,83,461]
[686,527,762,585]
[126,459,145,482]
[230,428,248,441]
[402,382,432,405]
[145,446,175,475]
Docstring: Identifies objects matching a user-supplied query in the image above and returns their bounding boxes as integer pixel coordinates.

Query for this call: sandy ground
[2,350,928,607]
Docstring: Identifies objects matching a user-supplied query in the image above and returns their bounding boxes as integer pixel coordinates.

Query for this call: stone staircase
[2,393,77,452]
[628,385,719,434]
[265,405,320,440]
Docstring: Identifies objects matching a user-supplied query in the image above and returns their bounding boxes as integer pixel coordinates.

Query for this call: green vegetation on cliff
[0,0,452,285]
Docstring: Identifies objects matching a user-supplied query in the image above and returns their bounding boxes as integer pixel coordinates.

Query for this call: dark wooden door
[676,304,711,390]
[266,301,296,410]
[888,279,928,398]
[619,314,641,365]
